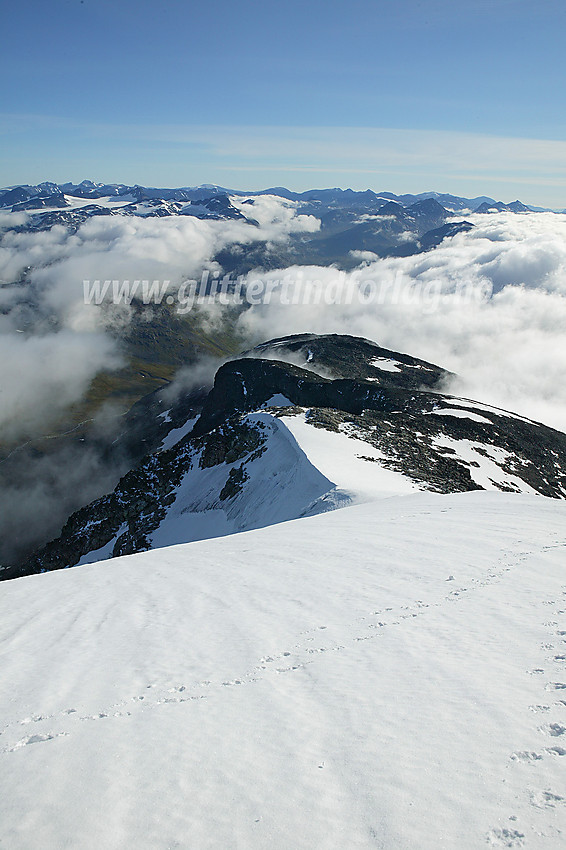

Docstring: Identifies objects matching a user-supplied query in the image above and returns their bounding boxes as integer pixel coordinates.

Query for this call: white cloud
[0,198,320,442]
[0,329,119,442]
[229,194,320,237]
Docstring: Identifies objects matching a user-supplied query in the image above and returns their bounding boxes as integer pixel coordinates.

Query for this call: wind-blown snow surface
[2,491,566,849]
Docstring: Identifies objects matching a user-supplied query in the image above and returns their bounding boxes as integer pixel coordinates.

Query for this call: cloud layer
[2,208,566,439]
[0,196,318,441]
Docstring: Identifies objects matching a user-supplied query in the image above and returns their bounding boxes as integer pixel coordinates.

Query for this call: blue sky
[1,0,565,205]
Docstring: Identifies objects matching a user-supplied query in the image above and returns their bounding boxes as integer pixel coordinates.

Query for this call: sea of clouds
[0,196,319,442]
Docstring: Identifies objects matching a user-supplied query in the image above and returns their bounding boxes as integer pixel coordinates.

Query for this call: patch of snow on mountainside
[426,407,493,424]
[1,492,566,849]
[280,412,418,503]
[369,357,402,372]
[25,195,136,213]
[454,397,538,425]
[76,523,129,566]
[432,435,539,494]
[159,416,199,451]
[262,394,294,407]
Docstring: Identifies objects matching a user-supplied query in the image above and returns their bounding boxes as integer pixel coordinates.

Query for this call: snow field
[1,492,566,848]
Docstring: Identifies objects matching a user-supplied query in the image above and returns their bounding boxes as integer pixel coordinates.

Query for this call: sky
[1,0,566,205]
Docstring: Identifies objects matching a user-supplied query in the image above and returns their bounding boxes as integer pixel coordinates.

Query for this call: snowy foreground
[2,491,566,849]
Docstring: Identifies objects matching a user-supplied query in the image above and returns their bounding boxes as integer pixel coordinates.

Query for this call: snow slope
[149,411,335,549]
[2,491,566,849]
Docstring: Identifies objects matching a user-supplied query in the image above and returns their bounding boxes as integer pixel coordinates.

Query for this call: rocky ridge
[5,333,566,581]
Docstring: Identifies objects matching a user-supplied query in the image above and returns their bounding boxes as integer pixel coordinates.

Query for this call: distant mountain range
[2,179,555,209]
[1,180,554,213]
[0,180,560,274]
[2,180,558,271]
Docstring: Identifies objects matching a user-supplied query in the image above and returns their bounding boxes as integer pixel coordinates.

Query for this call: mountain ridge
[6,333,566,581]
[1,180,549,213]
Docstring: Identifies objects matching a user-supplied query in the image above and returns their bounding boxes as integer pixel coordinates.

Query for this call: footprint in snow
[5,731,68,753]
[486,826,525,847]
[510,751,543,762]
[544,746,566,756]
[538,722,566,737]
[530,789,566,809]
